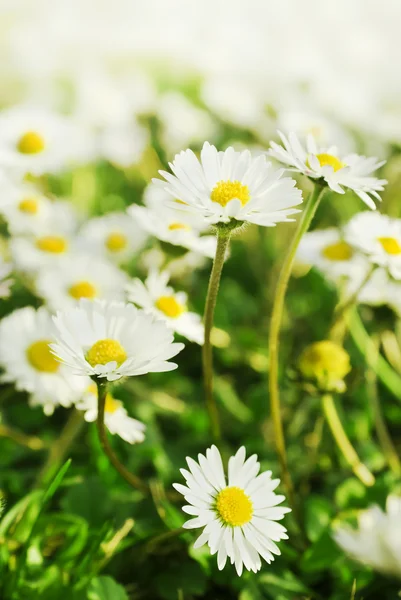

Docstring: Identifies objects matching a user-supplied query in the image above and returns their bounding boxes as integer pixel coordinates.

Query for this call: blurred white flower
[51,299,184,382]
[130,185,217,258]
[0,106,94,175]
[36,254,128,311]
[297,228,370,283]
[126,269,204,344]
[78,212,147,264]
[76,383,146,444]
[356,267,401,316]
[174,445,290,576]
[0,306,87,415]
[334,495,401,578]
[269,131,386,209]
[98,121,149,168]
[154,141,302,227]
[345,212,401,279]
[0,178,57,235]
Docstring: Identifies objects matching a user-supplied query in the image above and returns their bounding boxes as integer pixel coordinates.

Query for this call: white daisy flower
[0,307,87,415]
[78,212,147,264]
[269,131,386,210]
[129,185,217,258]
[0,105,94,176]
[154,141,302,227]
[297,228,370,283]
[357,267,401,316]
[0,258,13,298]
[98,121,148,168]
[75,383,145,445]
[0,178,57,235]
[126,269,203,344]
[344,212,401,280]
[36,255,128,311]
[51,299,184,382]
[174,445,290,576]
[334,495,401,578]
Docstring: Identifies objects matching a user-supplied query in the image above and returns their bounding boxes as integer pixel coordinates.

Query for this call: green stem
[96,382,148,494]
[322,393,375,486]
[367,336,401,475]
[349,308,401,402]
[36,409,84,486]
[268,183,326,507]
[202,230,231,442]
[0,424,47,451]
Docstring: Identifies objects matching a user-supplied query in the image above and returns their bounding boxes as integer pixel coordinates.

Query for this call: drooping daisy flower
[153,141,302,227]
[297,228,370,283]
[36,255,128,311]
[174,445,290,576]
[269,131,386,209]
[51,299,184,382]
[126,269,204,344]
[0,258,13,298]
[0,106,94,175]
[344,212,401,279]
[334,495,401,578]
[0,307,87,415]
[75,384,146,444]
[129,185,217,258]
[78,212,147,264]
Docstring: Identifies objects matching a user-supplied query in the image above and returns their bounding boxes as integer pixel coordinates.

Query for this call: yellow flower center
[26,339,59,373]
[168,222,191,231]
[215,486,253,527]
[68,281,97,300]
[18,197,39,214]
[155,295,186,318]
[17,131,46,155]
[86,339,127,368]
[105,232,127,253]
[316,153,345,172]
[36,236,68,254]
[105,393,121,414]
[210,180,250,207]
[378,237,401,255]
[298,340,351,391]
[322,240,353,261]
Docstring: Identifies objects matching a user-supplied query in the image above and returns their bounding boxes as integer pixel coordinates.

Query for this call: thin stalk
[202,230,231,442]
[349,308,401,402]
[322,393,375,486]
[268,183,326,507]
[0,424,47,451]
[36,409,85,486]
[96,382,148,494]
[367,336,401,475]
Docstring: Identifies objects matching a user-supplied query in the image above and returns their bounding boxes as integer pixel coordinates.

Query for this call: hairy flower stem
[202,230,231,442]
[96,382,148,494]
[268,184,326,509]
[322,393,375,486]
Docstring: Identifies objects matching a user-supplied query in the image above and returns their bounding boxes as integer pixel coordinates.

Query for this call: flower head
[174,445,290,576]
[298,340,351,393]
[126,269,203,344]
[51,299,184,382]
[0,307,87,415]
[269,131,386,209]
[334,495,401,578]
[76,384,146,444]
[153,141,302,228]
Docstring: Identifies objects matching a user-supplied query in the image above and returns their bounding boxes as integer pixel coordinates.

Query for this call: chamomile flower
[174,445,290,576]
[0,307,87,415]
[78,212,147,264]
[126,269,204,344]
[297,228,370,283]
[154,141,302,227]
[36,255,128,311]
[75,384,145,444]
[10,224,76,274]
[344,212,401,279]
[51,299,184,382]
[0,106,93,175]
[334,495,401,578]
[0,179,56,235]
[98,121,149,168]
[269,131,386,209]
[129,185,217,258]
[357,268,401,316]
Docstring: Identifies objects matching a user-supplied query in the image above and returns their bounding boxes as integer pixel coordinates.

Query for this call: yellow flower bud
[298,340,351,393]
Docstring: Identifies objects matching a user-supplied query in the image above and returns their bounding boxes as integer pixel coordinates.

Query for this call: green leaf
[87,576,128,600]
[305,495,333,542]
[301,530,342,573]
[155,561,207,600]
